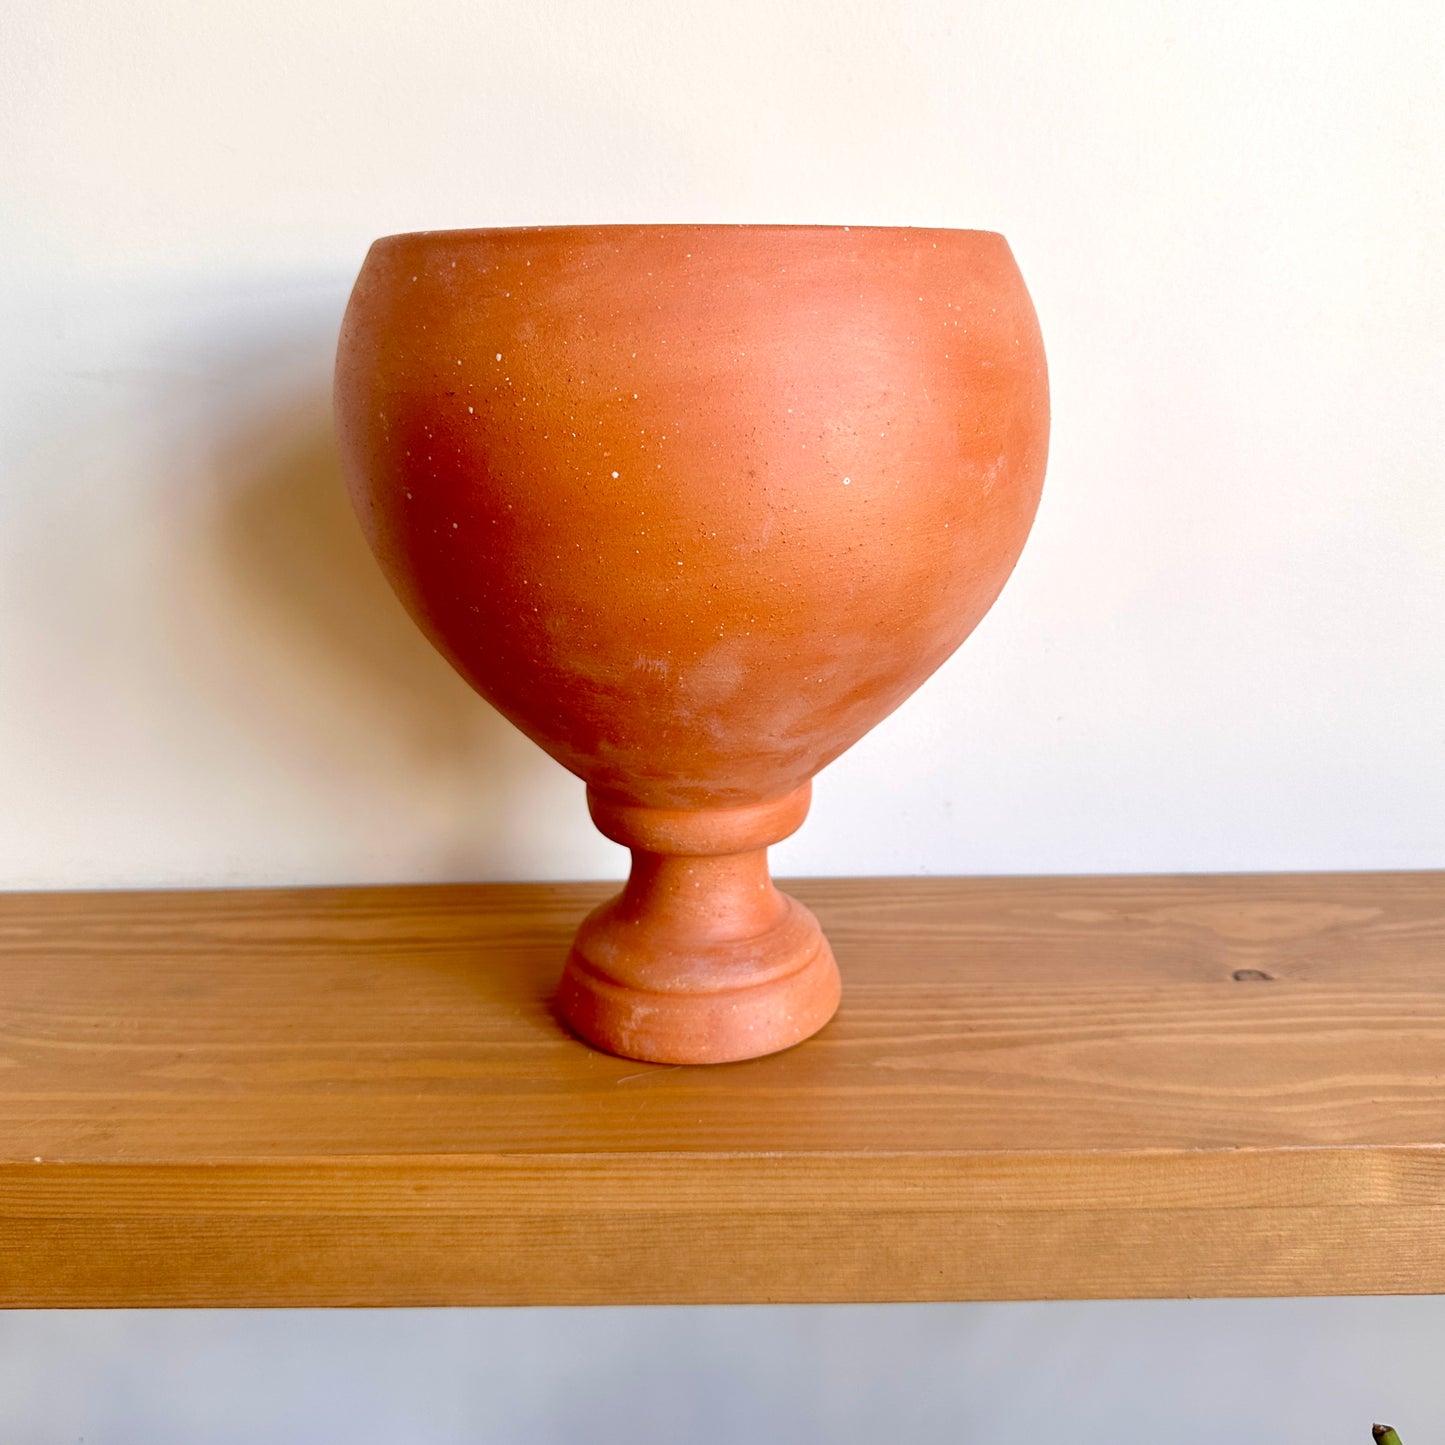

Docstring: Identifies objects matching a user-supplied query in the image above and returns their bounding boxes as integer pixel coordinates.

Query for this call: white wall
[3,0,1441,888]
[2,1300,1443,1444]
[2,2,1443,1440]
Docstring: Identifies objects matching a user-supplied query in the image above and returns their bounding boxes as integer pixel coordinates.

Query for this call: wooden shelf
[2,873,1444,1307]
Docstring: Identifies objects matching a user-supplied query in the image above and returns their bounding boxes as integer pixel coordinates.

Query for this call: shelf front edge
[6,1145,1445,1307]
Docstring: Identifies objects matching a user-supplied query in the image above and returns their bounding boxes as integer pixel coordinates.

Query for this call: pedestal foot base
[557,894,840,1064]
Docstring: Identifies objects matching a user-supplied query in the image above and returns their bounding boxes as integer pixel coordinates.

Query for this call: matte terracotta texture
[335,225,1049,1063]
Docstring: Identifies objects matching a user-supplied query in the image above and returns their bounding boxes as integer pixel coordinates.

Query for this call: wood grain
[2,873,1444,1305]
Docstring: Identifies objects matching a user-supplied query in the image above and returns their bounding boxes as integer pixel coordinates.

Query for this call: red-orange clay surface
[335,225,1049,1063]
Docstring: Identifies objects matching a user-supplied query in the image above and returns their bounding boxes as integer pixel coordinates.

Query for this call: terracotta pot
[335,225,1048,1064]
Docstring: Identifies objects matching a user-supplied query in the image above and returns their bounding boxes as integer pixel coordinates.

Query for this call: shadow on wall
[217,398,492,771]
[4,287,614,886]
[163,315,585,880]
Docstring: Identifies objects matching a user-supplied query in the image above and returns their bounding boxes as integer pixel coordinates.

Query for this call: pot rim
[367,222,1008,249]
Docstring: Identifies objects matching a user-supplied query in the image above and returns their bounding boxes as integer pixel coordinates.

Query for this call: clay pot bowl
[335,225,1048,1064]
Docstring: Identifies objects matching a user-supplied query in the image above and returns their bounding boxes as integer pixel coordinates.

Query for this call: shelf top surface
[3,871,1444,1165]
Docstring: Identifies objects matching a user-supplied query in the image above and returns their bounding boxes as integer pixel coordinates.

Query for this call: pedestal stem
[612,850,787,941]
[556,783,841,1064]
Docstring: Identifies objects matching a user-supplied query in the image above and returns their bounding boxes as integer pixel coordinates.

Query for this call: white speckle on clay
[456,359,462,365]
[612,471,619,478]
[495,353,502,361]
[452,522,458,529]
[411,275,417,281]
[843,477,851,485]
